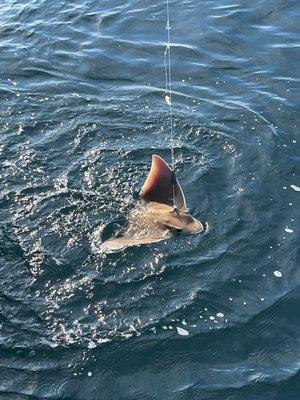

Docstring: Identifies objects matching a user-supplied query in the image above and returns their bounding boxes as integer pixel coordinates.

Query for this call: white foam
[285,227,294,233]
[290,184,300,192]
[176,327,189,336]
[274,270,283,278]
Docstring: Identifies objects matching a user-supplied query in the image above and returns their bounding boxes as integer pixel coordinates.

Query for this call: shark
[100,155,204,252]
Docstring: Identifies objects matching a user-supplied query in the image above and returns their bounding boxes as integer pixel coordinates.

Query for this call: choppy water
[0,0,299,398]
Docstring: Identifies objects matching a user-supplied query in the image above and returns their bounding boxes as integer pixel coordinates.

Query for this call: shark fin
[140,155,187,210]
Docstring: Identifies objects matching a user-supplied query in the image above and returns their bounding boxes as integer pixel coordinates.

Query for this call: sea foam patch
[176,327,189,336]
[290,184,300,192]
[285,227,294,233]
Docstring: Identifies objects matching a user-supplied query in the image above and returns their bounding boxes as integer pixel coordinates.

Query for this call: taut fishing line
[164,0,177,207]
[164,0,175,171]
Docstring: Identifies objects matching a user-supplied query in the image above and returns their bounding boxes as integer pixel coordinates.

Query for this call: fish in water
[100,155,204,252]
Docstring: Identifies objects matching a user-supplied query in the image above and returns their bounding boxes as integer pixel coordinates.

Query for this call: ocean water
[0,0,299,398]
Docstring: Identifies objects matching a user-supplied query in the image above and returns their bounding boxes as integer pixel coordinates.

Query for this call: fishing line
[164,0,175,171]
[164,0,177,207]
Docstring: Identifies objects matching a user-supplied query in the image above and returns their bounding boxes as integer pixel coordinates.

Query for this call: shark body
[101,155,204,252]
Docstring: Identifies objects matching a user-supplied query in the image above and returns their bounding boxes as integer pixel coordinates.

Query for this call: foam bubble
[290,185,300,191]
[285,227,294,233]
[274,271,283,278]
[176,327,189,336]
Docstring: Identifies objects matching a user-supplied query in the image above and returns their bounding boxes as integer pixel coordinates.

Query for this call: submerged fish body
[101,202,172,252]
[100,155,204,252]
[100,232,170,252]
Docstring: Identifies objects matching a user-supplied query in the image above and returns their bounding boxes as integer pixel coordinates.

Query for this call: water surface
[0,0,299,398]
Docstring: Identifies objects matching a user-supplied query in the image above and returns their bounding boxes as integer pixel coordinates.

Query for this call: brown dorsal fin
[140,155,187,210]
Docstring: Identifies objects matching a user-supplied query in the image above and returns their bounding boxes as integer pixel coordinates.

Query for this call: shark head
[140,155,204,234]
[161,206,204,234]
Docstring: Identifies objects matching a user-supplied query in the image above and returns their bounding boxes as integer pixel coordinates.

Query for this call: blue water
[0,0,299,398]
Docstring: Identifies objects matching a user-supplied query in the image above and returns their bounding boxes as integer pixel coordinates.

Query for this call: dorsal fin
[140,155,187,210]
